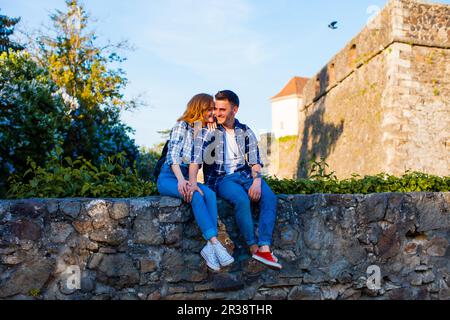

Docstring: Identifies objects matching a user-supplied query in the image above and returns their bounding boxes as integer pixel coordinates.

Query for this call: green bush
[135,145,162,183]
[0,51,68,197]
[265,160,450,195]
[5,155,448,199]
[6,149,156,199]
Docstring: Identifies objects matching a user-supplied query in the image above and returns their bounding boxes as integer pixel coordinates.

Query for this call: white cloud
[139,0,272,73]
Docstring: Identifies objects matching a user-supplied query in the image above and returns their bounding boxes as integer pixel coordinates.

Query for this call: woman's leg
[158,170,217,241]
[157,169,182,198]
[197,184,234,267]
[197,183,218,233]
[190,192,218,241]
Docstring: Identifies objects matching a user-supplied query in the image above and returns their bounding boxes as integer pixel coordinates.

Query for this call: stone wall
[267,136,299,179]
[1,193,450,300]
[270,0,449,179]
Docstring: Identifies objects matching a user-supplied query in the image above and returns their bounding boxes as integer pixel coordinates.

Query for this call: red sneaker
[252,250,282,270]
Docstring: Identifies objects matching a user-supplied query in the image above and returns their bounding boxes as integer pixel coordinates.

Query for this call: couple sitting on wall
[156,90,282,271]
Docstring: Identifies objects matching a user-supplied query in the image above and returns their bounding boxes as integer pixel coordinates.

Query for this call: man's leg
[237,173,281,269]
[217,174,257,247]
[239,176,277,247]
[257,180,278,247]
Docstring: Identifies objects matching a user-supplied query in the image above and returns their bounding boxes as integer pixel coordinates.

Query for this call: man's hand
[248,179,261,202]
[186,183,204,203]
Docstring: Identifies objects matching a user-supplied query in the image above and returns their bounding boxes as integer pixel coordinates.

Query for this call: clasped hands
[178,179,204,203]
[178,176,261,203]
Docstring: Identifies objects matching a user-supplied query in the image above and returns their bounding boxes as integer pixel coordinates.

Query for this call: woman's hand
[185,183,204,203]
[178,179,191,201]
[206,121,217,131]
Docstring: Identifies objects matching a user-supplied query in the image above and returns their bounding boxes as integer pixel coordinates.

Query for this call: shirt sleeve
[246,127,264,168]
[166,122,187,166]
[192,128,204,165]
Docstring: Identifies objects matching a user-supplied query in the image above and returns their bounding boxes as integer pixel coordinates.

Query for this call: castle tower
[270,0,449,180]
[270,77,308,139]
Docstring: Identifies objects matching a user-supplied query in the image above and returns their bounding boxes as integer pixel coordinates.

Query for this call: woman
[157,93,234,271]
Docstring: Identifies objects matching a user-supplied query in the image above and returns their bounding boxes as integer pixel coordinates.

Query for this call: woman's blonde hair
[177,93,214,126]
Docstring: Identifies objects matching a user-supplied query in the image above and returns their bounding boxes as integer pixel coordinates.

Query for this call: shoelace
[205,244,219,262]
[213,243,229,259]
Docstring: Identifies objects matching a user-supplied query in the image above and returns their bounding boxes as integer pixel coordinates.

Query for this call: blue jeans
[216,171,277,246]
[157,163,218,240]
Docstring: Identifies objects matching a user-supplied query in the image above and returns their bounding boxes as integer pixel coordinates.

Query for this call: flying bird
[328,21,338,29]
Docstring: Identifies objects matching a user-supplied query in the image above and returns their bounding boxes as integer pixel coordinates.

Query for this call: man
[191,90,281,270]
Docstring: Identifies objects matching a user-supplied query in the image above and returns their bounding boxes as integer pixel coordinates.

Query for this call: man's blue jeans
[157,163,218,240]
[217,171,277,246]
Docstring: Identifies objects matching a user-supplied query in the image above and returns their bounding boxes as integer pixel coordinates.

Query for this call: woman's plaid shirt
[166,121,195,166]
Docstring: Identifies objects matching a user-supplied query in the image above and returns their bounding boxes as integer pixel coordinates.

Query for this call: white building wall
[271,97,302,139]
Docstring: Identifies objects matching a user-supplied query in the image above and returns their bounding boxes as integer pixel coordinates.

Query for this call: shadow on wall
[296,65,345,178]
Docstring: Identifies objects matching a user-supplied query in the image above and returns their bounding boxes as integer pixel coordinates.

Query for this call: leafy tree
[36,0,140,168]
[0,51,68,197]
[0,10,24,53]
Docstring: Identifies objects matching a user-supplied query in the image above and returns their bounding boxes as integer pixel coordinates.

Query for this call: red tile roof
[271,76,309,101]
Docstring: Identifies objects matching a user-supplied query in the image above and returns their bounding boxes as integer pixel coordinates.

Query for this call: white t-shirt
[224,130,241,175]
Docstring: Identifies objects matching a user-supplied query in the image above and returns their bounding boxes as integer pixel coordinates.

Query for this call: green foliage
[28,288,41,298]
[0,50,68,197]
[6,150,156,199]
[277,135,297,144]
[308,158,338,181]
[265,159,449,195]
[0,10,24,53]
[36,0,140,168]
[5,153,449,199]
[432,79,440,96]
[135,130,170,182]
[39,0,127,109]
[136,145,162,182]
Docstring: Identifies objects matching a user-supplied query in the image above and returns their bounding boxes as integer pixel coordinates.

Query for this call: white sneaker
[200,242,221,271]
[212,241,234,267]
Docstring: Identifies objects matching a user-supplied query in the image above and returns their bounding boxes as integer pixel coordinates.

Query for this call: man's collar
[218,118,246,131]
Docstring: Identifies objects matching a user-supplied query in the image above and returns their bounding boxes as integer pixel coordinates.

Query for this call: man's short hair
[215,90,240,107]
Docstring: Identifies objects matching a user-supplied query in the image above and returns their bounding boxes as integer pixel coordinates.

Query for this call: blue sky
[3,0,450,148]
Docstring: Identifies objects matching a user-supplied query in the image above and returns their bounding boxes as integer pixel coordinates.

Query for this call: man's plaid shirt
[192,119,263,191]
